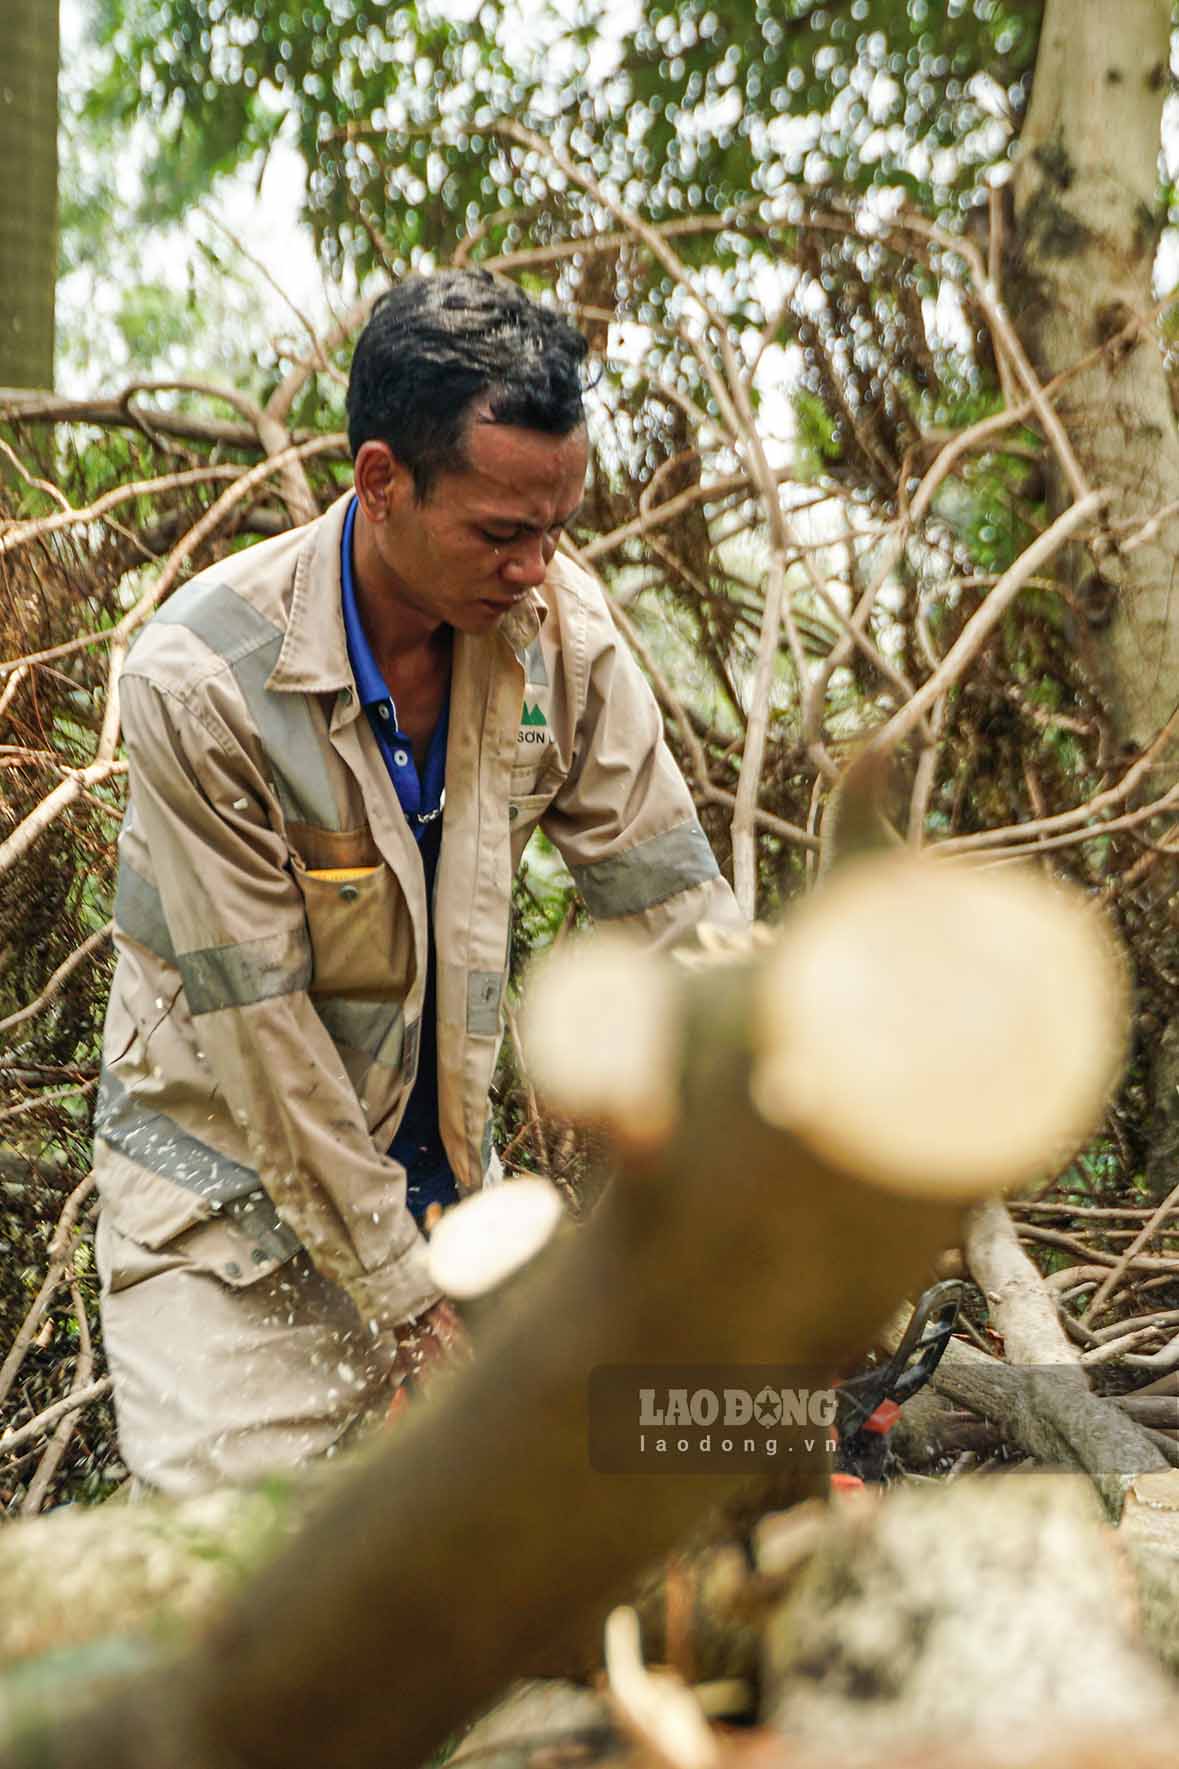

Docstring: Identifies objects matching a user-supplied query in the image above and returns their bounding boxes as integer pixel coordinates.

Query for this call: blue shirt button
[394,748,410,767]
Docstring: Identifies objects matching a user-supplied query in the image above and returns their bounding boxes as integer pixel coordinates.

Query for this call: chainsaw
[833,1279,966,1488]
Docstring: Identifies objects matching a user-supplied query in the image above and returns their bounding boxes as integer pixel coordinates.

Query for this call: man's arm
[117,670,441,1346]
[541,574,746,946]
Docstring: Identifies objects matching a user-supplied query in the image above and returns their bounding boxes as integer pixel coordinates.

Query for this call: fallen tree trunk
[963,1200,1168,1509]
[0,852,1129,1769]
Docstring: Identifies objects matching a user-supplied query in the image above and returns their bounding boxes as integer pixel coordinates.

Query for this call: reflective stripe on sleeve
[570,819,721,920]
[177,925,312,1016]
[155,579,341,832]
[114,858,177,965]
[95,1068,260,1204]
[220,1193,303,1265]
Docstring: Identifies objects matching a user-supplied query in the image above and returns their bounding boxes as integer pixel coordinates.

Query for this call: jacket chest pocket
[295,863,414,997]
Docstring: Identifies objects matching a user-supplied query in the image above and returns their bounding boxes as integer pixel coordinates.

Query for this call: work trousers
[96,1214,398,1498]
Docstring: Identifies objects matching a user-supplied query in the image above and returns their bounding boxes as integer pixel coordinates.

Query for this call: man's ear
[354,440,413,521]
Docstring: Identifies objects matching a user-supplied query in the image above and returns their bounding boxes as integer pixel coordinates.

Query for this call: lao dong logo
[585,1364,840,1471]
[639,1385,837,1430]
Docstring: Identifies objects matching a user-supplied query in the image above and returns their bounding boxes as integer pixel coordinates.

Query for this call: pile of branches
[2,134,1178,1512]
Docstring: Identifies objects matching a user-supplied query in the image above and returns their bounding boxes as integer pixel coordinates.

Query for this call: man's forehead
[456,417,588,520]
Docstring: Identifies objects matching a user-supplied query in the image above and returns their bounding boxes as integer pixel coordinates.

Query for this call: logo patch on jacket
[518,696,551,746]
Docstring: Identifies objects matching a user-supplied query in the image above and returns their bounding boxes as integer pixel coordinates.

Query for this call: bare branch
[0,1377,111,1462]
[0,464,246,558]
[867,492,1108,757]
[20,1280,96,1515]
[0,921,113,1036]
[0,1174,96,1413]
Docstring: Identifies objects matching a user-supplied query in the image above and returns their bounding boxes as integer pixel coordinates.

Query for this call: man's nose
[500,533,552,588]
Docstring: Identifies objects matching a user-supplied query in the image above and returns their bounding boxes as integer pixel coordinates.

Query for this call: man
[93,271,742,1496]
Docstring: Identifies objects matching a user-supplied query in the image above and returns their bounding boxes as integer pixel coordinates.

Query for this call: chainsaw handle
[837,1279,966,1433]
[889,1279,966,1403]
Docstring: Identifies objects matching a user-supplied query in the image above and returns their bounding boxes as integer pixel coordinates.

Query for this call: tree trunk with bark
[1010,0,1179,1195]
[0,0,58,390]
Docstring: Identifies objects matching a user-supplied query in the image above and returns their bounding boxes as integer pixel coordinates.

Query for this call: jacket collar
[498,587,547,665]
[269,491,354,694]
[267,489,549,693]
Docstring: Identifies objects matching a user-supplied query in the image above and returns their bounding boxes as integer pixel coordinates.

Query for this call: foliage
[86,0,1043,277]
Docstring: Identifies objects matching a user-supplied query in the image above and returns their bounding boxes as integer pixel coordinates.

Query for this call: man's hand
[388,1298,469,1417]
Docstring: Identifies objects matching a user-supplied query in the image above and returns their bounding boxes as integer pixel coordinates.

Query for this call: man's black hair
[347,270,590,500]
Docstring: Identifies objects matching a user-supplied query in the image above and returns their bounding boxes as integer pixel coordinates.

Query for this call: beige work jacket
[93,493,741,1335]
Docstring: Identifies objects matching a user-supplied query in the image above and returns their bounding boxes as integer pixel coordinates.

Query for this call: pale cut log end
[752,853,1129,1201]
[427,1178,565,1302]
[523,934,681,1148]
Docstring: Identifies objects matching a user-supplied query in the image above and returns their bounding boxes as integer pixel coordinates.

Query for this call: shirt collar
[340,494,394,709]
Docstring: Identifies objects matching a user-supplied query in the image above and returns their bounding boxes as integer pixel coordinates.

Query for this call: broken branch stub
[427,1178,567,1331]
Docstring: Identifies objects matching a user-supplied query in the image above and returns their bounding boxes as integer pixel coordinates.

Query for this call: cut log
[1118,1469,1179,1680]
[0,852,1131,1769]
[0,1480,309,1671]
[760,1475,1176,1757]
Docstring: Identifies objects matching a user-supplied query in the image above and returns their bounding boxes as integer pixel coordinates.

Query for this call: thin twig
[0,432,345,682]
[731,557,785,916]
[503,1001,551,1176]
[900,212,1093,510]
[201,206,347,390]
[952,783,1179,861]
[0,761,127,877]
[581,468,806,563]
[563,538,816,850]
[933,710,1179,854]
[1118,496,1179,554]
[1082,1177,1179,1326]
[0,463,246,557]
[1017,1223,1179,1275]
[492,119,728,334]
[0,1077,97,1124]
[0,437,72,511]
[866,492,1107,757]
[987,184,1019,410]
[0,663,29,723]
[0,1173,96,1412]
[0,920,113,1036]
[0,1376,111,1460]
[21,1279,95,1514]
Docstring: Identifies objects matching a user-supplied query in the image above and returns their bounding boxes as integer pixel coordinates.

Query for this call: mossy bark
[1011,0,1179,1198]
[0,0,58,390]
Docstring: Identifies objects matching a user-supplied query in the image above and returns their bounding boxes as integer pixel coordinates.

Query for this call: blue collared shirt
[340,495,458,1225]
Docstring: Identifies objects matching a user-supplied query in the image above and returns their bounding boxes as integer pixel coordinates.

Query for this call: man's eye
[481,528,519,544]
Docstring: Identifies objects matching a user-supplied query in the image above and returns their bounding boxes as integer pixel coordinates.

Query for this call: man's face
[356,412,589,636]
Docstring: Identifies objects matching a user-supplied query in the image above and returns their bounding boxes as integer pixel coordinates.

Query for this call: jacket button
[508,806,518,822]
[225,1262,242,1279]
[339,884,360,902]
